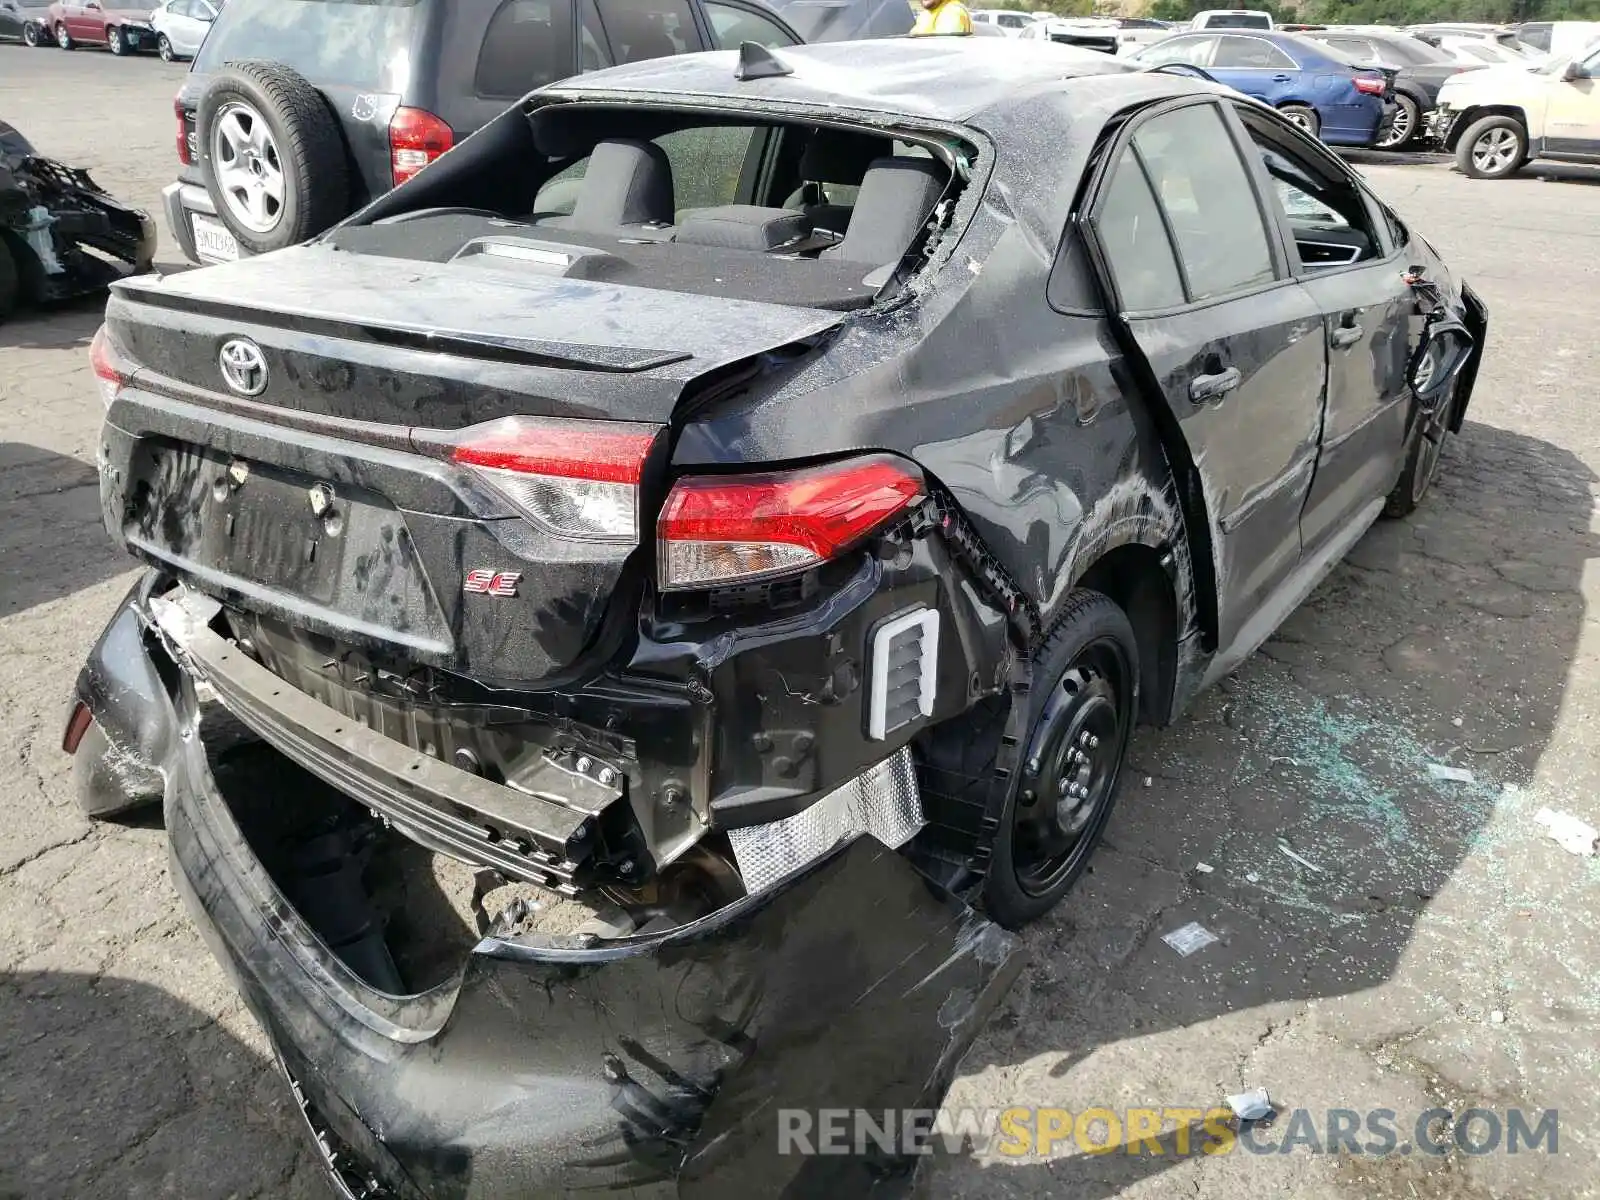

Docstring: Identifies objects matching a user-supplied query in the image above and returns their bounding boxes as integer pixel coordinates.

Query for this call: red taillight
[62,701,93,755]
[451,421,656,484]
[175,98,192,166]
[389,107,453,186]
[424,416,659,543]
[1354,75,1386,96]
[657,456,925,592]
[89,324,127,405]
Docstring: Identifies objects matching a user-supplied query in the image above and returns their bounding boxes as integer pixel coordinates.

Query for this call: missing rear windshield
[330,105,975,311]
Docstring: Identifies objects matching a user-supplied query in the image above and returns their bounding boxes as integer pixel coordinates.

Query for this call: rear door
[1082,98,1326,654]
[0,2,19,39]
[1229,103,1413,556]
[1208,34,1302,105]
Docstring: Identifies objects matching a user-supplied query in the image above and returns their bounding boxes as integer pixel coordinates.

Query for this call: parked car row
[0,0,216,59]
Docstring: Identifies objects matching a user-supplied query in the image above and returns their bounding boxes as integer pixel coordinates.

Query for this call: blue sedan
[1132,30,1393,145]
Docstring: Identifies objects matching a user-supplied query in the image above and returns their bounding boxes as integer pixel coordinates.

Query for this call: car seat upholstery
[541,138,674,234]
[822,156,946,266]
[788,128,891,233]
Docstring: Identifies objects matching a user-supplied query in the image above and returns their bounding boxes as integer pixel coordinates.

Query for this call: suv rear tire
[980,590,1139,929]
[1456,114,1527,180]
[197,61,350,255]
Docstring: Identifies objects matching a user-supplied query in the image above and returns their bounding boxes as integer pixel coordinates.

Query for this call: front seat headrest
[566,138,674,230]
[823,156,946,266]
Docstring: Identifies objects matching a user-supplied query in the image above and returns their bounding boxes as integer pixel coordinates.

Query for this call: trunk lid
[101,245,843,684]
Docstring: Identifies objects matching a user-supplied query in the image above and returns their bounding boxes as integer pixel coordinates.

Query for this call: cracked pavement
[4,49,1600,1200]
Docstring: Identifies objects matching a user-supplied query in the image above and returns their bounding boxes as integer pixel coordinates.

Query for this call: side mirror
[1562,60,1588,82]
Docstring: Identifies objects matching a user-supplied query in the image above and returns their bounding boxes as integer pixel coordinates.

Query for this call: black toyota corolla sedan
[66,37,1485,1197]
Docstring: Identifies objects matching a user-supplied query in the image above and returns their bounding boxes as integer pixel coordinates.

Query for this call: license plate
[192,215,239,264]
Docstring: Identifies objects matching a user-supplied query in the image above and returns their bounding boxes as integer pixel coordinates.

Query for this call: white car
[1430,39,1600,178]
[969,8,1033,36]
[1189,9,1273,31]
[149,0,219,61]
[1518,20,1600,58]
[1434,34,1545,68]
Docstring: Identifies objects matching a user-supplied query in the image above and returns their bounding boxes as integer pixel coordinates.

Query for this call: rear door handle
[1189,367,1242,404]
[1272,74,1293,82]
[1332,323,1364,349]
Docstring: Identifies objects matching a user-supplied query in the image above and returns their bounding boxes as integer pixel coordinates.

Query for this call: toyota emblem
[219,338,268,397]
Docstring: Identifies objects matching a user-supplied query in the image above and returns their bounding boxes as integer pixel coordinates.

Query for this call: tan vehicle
[1430,41,1600,178]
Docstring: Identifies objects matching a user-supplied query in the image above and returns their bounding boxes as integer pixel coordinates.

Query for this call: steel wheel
[211,102,287,235]
[1472,127,1519,174]
[1010,639,1134,899]
[1378,95,1418,149]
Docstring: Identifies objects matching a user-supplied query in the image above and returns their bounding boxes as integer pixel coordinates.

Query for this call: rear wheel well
[1075,543,1176,725]
[1446,105,1528,151]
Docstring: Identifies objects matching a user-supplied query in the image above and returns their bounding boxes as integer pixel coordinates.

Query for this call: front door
[1545,45,1600,157]
[1085,98,1327,653]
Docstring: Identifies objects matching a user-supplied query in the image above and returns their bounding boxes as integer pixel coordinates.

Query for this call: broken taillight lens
[433,416,659,543]
[657,456,925,592]
[174,98,192,166]
[389,107,453,186]
[89,324,129,406]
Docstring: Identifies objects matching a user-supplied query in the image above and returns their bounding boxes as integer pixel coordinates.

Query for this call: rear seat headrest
[800,128,893,185]
[824,156,947,267]
[566,138,675,231]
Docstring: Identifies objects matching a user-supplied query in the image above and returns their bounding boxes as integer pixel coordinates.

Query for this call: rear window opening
[328,105,975,311]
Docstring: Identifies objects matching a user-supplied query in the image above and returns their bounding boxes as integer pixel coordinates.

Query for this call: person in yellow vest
[909,0,973,36]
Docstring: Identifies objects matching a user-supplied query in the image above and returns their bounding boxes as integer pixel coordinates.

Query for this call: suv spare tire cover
[196,60,350,255]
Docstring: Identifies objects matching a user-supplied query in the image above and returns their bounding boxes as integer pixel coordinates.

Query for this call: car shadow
[0,443,133,619]
[0,259,192,351]
[0,291,105,351]
[0,971,320,1196]
[926,417,1598,1196]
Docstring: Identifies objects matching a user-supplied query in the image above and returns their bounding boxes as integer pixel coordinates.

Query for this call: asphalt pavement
[4,45,1600,1200]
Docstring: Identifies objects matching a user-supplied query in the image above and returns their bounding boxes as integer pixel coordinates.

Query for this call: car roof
[544,36,1215,125]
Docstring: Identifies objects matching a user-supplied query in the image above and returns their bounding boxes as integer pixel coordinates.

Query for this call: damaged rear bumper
[76,581,1026,1198]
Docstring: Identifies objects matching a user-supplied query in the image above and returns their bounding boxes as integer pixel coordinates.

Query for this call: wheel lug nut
[1087,734,1100,749]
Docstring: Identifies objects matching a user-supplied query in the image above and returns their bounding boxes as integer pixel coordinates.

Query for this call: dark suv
[164,0,803,264]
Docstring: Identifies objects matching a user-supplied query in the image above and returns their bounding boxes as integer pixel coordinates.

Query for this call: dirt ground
[3,46,1600,1200]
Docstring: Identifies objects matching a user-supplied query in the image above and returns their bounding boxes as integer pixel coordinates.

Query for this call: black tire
[54,22,73,49]
[106,24,124,54]
[1378,92,1421,150]
[157,33,173,61]
[1280,103,1321,139]
[1383,386,1454,519]
[981,590,1139,929]
[1455,114,1528,180]
[22,20,41,47]
[196,60,350,255]
[0,237,18,323]
[72,720,162,820]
